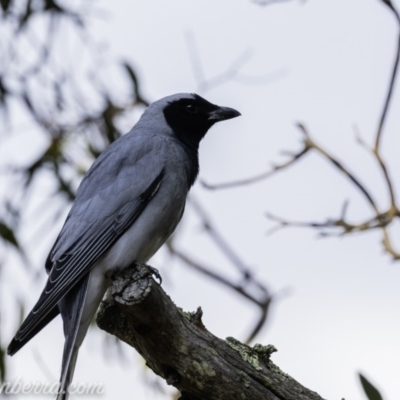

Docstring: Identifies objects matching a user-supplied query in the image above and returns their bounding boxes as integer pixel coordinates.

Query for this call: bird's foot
[138,263,162,285]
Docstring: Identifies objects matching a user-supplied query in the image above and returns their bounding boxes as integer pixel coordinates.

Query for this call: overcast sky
[2,0,400,399]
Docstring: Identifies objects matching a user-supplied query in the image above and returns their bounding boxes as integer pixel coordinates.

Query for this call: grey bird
[7,93,240,399]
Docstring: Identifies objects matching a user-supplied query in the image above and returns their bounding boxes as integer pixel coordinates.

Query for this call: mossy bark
[96,264,326,400]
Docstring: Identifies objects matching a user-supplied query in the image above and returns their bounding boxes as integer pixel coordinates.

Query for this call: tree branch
[200,0,400,261]
[375,0,400,151]
[201,146,310,190]
[166,243,273,344]
[253,0,306,7]
[97,264,326,400]
[168,196,274,344]
[185,31,285,94]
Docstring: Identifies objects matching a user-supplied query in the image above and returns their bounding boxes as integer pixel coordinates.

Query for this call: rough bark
[96,264,326,400]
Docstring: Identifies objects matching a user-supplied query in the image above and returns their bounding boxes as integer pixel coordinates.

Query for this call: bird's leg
[136,263,162,285]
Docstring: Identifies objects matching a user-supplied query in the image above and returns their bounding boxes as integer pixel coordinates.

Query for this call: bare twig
[265,121,400,258]
[189,197,257,280]
[185,30,285,94]
[201,146,310,190]
[375,0,400,151]
[167,197,274,343]
[253,0,304,6]
[264,2,400,259]
[381,227,400,259]
[297,124,380,214]
[168,245,273,344]
[374,149,396,206]
[266,208,393,237]
[201,1,400,261]
[166,244,268,307]
[354,125,397,208]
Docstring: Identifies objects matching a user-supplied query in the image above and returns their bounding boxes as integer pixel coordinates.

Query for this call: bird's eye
[185,104,198,113]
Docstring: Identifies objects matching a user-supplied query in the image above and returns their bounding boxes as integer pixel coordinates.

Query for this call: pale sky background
[2,0,400,399]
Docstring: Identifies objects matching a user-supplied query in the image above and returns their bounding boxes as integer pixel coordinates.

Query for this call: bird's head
[146,93,241,150]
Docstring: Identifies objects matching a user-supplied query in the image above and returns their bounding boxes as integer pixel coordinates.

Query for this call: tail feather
[57,274,90,400]
[57,346,79,400]
[7,305,60,356]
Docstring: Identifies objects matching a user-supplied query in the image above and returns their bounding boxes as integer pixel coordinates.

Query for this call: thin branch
[232,67,288,86]
[375,0,400,151]
[185,30,285,94]
[266,209,391,237]
[297,124,380,214]
[370,1,400,209]
[374,149,396,206]
[354,125,397,208]
[166,196,274,343]
[201,146,310,190]
[184,31,207,88]
[189,197,269,297]
[166,243,268,306]
[381,227,400,259]
[189,197,253,277]
[166,240,272,343]
[253,0,304,6]
[202,115,393,200]
[201,0,400,262]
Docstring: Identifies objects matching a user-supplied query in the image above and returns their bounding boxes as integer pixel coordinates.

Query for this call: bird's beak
[208,106,241,122]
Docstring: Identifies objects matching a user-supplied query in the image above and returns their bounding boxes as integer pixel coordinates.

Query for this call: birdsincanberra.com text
[0,377,104,396]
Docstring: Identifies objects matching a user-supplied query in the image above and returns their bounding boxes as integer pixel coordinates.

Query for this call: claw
[143,264,162,285]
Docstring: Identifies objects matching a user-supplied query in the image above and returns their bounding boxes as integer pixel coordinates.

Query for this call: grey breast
[98,134,191,272]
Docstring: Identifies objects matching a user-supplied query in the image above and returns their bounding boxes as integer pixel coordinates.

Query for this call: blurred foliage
[0,221,20,250]
[0,0,148,382]
[359,373,384,400]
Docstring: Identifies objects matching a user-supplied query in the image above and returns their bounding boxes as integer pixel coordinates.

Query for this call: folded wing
[8,134,165,354]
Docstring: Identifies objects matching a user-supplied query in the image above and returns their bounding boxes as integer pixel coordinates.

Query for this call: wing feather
[10,134,167,348]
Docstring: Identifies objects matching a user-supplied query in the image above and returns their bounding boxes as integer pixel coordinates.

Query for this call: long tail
[57,274,90,400]
[7,305,60,356]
